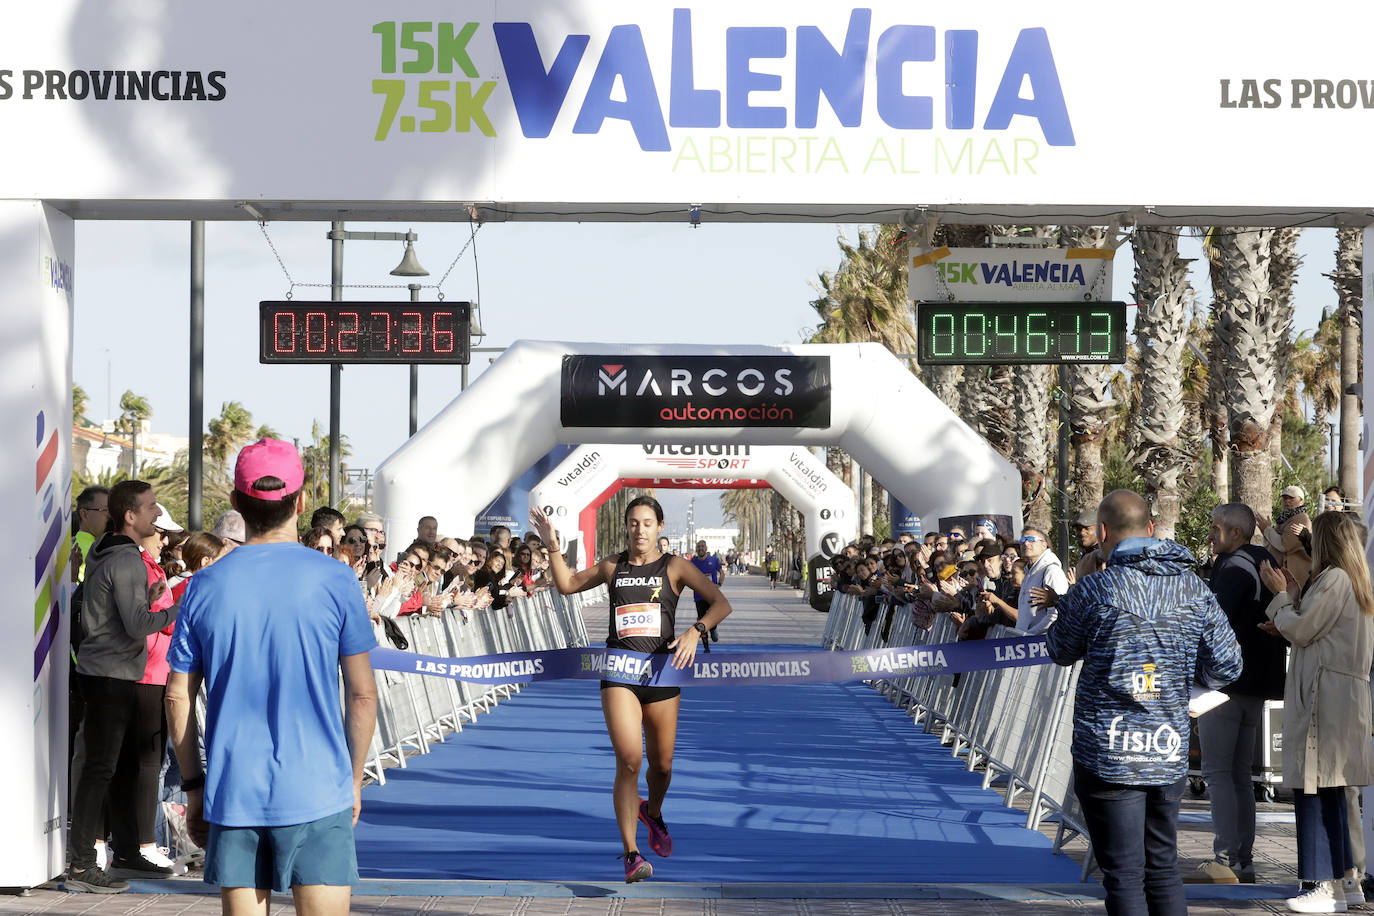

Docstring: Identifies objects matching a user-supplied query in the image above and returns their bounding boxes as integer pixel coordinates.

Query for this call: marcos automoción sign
[560,355,832,428]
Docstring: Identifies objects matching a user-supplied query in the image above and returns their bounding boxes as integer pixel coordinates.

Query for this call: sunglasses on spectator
[398,558,421,570]
[314,545,334,555]
[343,535,368,545]
[1020,535,1043,544]
[946,532,964,539]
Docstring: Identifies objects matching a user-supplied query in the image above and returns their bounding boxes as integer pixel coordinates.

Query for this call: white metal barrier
[358,585,601,785]
[824,593,1089,869]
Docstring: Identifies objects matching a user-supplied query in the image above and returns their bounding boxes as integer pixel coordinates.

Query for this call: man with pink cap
[165,439,377,915]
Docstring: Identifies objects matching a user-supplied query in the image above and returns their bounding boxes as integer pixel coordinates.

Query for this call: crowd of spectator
[825,514,1084,643]
[825,483,1374,915]
[65,482,563,886]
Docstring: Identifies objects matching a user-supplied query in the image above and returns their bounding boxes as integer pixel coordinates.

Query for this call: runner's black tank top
[606,553,678,654]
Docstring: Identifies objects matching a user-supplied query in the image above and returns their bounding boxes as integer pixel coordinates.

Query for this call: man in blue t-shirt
[689,540,724,652]
[165,438,377,915]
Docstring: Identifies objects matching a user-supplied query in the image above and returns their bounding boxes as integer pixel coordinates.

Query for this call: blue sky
[74,220,1339,531]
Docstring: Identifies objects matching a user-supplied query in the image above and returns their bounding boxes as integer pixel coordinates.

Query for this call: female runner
[531,497,731,883]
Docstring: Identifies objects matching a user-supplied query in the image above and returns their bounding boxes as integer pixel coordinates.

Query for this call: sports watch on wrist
[693,622,708,639]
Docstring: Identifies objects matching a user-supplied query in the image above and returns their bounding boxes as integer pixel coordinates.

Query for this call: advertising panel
[909,247,1114,303]
[560,355,831,428]
[4,3,1371,212]
[889,494,922,538]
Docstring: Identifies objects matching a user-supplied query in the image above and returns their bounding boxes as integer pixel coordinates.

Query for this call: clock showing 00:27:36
[258,301,471,365]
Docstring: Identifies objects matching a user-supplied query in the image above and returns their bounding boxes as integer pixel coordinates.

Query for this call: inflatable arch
[374,340,1021,543]
[530,443,857,561]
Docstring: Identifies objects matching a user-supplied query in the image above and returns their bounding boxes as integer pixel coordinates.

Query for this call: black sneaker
[110,853,174,878]
[63,865,130,894]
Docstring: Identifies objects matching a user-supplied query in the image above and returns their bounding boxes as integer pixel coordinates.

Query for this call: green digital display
[916,301,1127,365]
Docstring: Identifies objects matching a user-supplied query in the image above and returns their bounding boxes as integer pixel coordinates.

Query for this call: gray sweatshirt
[76,534,178,681]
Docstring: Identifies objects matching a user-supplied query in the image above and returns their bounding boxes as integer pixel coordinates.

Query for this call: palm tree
[1265,228,1302,466]
[808,225,917,355]
[73,383,89,426]
[204,401,257,469]
[116,390,152,475]
[1328,228,1362,495]
[1206,227,1279,519]
[1059,226,1115,517]
[1010,365,1054,528]
[1128,228,1195,538]
[254,423,281,441]
[720,489,770,557]
[808,224,918,535]
[300,420,352,508]
[1291,313,1341,430]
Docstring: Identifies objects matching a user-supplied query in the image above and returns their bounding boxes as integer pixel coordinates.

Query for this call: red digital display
[259,301,470,364]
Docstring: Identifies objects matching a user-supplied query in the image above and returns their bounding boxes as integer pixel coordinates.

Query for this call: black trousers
[132,683,167,847]
[70,675,141,868]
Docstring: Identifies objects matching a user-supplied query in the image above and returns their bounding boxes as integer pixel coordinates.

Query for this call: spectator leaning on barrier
[1017,526,1069,634]
[1259,511,1374,913]
[1185,503,1287,886]
[1260,485,1313,588]
[66,479,182,893]
[1047,489,1242,916]
[165,438,377,914]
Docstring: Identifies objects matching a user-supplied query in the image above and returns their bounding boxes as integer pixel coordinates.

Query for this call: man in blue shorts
[165,439,378,915]
[689,540,723,652]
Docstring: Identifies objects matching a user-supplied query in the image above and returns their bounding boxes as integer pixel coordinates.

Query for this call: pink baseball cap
[234,438,304,500]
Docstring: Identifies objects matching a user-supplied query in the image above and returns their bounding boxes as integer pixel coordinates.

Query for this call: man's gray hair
[354,511,384,528]
[1213,502,1256,541]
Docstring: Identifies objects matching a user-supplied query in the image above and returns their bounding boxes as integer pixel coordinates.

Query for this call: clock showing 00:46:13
[258,301,471,365]
[915,301,1127,366]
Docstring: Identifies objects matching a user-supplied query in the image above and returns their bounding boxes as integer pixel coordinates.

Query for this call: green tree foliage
[72,384,89,425]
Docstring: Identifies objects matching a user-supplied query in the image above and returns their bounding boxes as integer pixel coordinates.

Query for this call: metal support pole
[1056,364,1071,557]
[188,220,205,530]
[329,220,343,508]
[408,283,420,436]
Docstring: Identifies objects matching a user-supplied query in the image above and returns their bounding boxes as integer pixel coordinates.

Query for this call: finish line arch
[529,443,858,562]
[374,340,1021,542]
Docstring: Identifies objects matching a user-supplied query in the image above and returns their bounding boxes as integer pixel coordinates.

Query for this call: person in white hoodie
[1016,526,1069,633]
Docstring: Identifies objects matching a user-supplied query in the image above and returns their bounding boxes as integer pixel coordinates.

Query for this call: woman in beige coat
[1260,511,1374,913]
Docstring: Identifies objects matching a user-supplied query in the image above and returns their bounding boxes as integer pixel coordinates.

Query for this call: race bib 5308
[615,603,661,639]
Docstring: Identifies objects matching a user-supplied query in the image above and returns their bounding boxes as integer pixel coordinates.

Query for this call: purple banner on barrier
[369,635,1053,688]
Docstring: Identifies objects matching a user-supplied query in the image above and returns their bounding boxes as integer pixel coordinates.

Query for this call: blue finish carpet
[353,645,1082,884]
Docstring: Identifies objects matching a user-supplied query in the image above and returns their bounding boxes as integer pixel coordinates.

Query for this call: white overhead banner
[4,1,1374,213]
[908,247,1114,303]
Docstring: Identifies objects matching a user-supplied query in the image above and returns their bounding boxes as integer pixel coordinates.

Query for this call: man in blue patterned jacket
[1047,490,1243,916]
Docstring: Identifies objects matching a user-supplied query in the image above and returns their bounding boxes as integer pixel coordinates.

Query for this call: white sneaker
[1341,875,1366,906]
[141,846,188,877]
[1287,880,1348,913]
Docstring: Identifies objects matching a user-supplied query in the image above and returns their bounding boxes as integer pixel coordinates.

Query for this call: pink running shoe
[620,850,652,883]
[638,799,673,857]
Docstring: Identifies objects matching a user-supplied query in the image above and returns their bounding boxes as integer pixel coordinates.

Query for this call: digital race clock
[258,301,470,364]
[915,301,1127,365]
